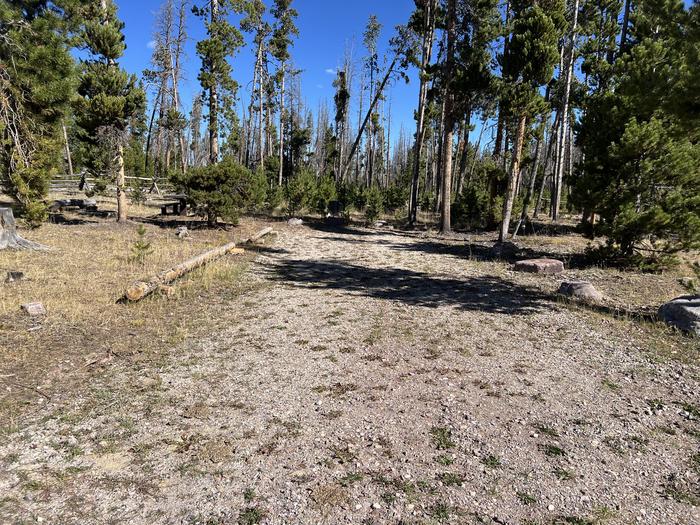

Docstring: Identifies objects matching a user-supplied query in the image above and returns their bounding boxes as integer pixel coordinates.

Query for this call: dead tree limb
[122,227,275,303]
[123,243,244,302]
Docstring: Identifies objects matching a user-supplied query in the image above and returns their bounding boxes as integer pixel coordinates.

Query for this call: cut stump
[514,258,565,275]
[0,208,49,251]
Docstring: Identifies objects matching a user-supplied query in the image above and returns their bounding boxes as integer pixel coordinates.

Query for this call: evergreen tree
[193,0,246,165]
[75,0,145,223]
[498,0,564,242]
[0,0,79,224]
[575,0,700,264]
[270,0,299,185]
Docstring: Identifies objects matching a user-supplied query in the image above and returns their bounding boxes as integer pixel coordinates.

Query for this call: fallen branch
[241,226,274,244]
[122,242,245,303]
[121,227,276,303]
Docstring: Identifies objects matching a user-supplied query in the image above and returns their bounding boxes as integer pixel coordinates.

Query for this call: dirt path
[1,223,699,525]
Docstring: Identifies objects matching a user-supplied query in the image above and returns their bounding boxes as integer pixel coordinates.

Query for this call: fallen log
[243,226,275,244]
[123,242,245,302]
[0,208,50,251]
[121,227,276,303]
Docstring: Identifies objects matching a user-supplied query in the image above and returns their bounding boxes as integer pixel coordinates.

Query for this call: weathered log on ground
[243,227,275,244]
[0,208,49,251]
[123,243,245,303]
[121,227,276,303]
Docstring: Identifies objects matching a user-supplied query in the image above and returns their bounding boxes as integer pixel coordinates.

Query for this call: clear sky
[116,0,420,143]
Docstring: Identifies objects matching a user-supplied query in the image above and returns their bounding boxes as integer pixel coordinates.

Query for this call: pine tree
[75,0,145,223]
[498,0,564,242]
[270,0,299,186]
[193,0,246,166]
[575,0,700,263]
[0,0,79,224]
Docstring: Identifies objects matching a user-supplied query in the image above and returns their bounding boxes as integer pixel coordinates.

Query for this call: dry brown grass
[0,202,276,427]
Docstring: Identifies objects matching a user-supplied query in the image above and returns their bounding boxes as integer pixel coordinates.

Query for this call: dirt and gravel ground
[1,219,699,525]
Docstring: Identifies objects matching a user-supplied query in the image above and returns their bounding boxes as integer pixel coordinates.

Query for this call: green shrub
[266,184,284,212]
[452,185,490,230]
[285,169,316,217]
[381,184,409,213]
[22,201,49,229]
[171,157,257,227]
[129,224,152,265]
[419,191,437,212]
[130,178,147,205]
[313,176,337,214]
[365,186,384,223]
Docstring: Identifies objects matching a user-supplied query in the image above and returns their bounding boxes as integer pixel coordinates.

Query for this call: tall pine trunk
[278,62,285,185]
[499,114,527,242]
[208,0,219,165]
[440,0,456,233]
[552,0,579,221]
[408,0,435,225]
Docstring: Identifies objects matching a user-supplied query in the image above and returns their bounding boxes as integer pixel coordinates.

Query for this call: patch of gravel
[1,223,699,525]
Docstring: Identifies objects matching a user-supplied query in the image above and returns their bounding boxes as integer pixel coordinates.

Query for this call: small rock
[5,271,24,283]
[548,505,555,511]
[558,280,604,304]
[21,302,46,317]
[514,258,565,275]
[288,218,304,226]
[659,295,699,336]
[175,226,190,239]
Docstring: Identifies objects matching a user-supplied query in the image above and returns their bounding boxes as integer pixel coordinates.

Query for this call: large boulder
[659,296,700,336]
[558,280,604,304]
[514,258,565,275]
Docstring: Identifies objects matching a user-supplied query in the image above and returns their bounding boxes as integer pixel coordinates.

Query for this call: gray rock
[514,258,565,275]
[658,295,700,336]
[558,280,604,304]
[288,218,303,226]
[176,226,189,239]
[5,271,24,283]
[21,302,46,317]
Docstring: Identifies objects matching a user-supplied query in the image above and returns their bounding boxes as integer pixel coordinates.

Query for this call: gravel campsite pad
[1,222,699,524]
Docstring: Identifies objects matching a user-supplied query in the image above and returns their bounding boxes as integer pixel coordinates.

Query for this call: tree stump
[0,208,49,251]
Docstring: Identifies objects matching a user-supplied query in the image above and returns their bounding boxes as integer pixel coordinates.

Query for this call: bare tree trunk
[499,114,526,242]
[341,56,399,181]
[278,62,285,185]
[534,110,559,218]
[552,0,579,221]
[620,0,631,55]
[513,118,545,238]
[407,0,435,224]
[116,143,127,222]
[61,120,74,178]
[258,43,265,166]
[440,0,456,234]
[173,0,187,173]
[208,0,220,165]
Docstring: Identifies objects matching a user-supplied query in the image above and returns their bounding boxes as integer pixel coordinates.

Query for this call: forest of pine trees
[1,0,698,267]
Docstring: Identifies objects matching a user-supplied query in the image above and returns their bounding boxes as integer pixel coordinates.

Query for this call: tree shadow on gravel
[264,258,552,314]
[391,240,593,269]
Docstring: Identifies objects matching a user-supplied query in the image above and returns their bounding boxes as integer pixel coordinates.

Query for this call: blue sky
[116,0,420,143]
